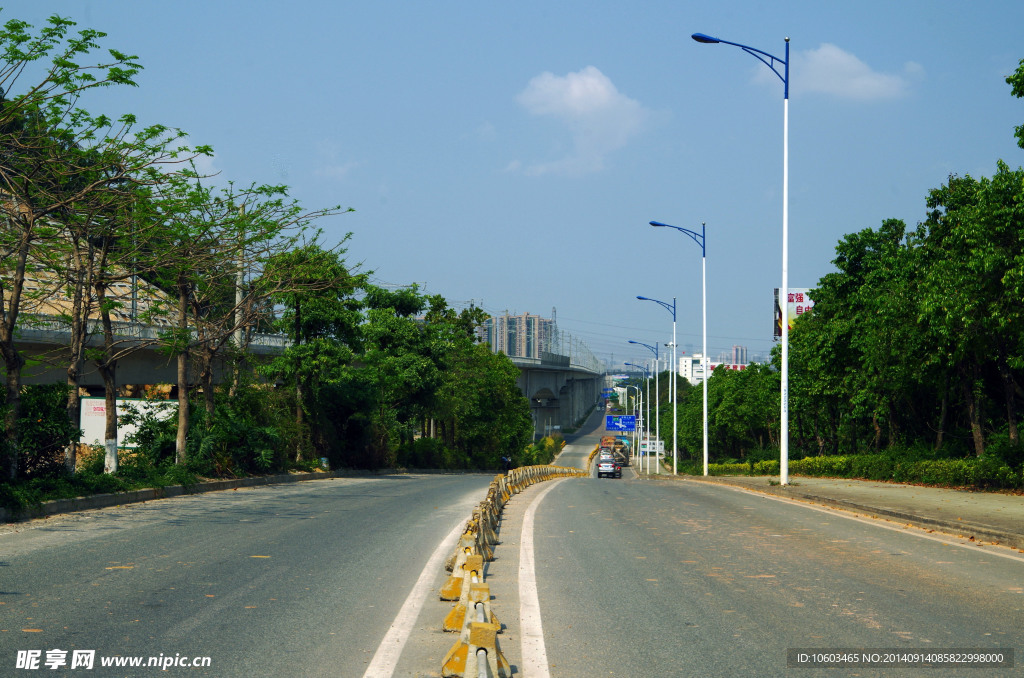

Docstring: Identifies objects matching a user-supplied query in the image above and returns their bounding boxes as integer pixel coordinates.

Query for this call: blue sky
[8,1,1024,369]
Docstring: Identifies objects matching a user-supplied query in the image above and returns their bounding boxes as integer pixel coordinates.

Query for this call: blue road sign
[605,415,636,432]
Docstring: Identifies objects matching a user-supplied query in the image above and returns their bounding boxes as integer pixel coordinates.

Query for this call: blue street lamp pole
[636,295,678,475]
[692,32,790,485]
[629,341,660,474]
[649,221,707,476]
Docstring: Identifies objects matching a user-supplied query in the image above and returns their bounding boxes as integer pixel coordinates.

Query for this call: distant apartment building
[678,353,746,385]
[482,311,557,359]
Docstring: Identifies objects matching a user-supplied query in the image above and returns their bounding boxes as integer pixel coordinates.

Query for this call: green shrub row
[521,434,565,467]
[0,448,199,516]
[699,454,1023,490]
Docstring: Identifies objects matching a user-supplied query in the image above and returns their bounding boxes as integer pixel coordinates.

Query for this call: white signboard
[638,438,665,455]
[80,397,176,448]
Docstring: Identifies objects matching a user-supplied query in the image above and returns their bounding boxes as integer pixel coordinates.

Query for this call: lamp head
[692,32,720,44]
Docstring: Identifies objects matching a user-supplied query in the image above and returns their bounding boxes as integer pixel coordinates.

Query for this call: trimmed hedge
[702,454,1022,490]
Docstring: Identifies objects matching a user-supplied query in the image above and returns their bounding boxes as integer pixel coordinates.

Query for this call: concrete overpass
[508,352,604,438]
[11,316,605,439]
[12,317,284,389]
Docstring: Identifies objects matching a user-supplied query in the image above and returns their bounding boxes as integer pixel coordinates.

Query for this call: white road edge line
[362,518,465,678]
[693,479,1024,564]
[519,478,568,678]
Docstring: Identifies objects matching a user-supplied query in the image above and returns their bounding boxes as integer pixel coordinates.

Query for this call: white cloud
[516,66,649,175]
[765,43,922,100]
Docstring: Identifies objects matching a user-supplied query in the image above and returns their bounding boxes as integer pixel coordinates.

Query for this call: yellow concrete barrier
[442,622,509,678]
[440,536,478,600]
[438,462,584,675]
[443,555,493,632]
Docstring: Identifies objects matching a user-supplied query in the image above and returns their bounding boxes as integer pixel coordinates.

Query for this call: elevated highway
[508,352,605,437]
[10,316,605,437]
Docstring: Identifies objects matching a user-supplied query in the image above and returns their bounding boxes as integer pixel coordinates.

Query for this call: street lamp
[625,384,640,466]
[636,295,678,475]
[625,361,651,473]
[628,341,660,475]
[692,31,791,485]
[649,222,707,476]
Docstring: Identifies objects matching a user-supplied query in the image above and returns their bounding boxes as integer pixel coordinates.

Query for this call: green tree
[0,13,198,479]
[357,286,438,466]
[919,164,1024,454]
[799,219,927,454]
[263,241,366,462]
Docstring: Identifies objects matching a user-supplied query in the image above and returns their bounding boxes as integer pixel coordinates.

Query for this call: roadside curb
[0,470,351,524]
[657,473,1024,551]
[1,467,517,524]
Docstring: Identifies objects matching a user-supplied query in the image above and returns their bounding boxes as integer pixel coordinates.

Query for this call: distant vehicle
[596,459,621,479]
[613,451,628,467]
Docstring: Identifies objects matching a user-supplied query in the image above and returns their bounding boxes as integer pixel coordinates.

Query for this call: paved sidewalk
[646,472,1024,551]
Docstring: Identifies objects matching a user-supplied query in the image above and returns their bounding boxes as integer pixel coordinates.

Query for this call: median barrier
[474,506,499,547]
[442,622,509,678]
[437,464,584,676]
[443,557,498,632]
[441,535,479,600]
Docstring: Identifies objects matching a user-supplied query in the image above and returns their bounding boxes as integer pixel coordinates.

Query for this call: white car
[596,459,621,478]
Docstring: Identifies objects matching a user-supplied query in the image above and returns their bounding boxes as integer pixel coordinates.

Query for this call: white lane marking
[362,518,465,678]
[519,478,568,678]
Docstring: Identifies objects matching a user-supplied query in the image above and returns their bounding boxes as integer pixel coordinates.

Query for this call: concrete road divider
[443,555,497,632]
[438,465,584,676]
[441,536,479,600]
[444,580,500,634]
[475,505,498,547]
[442,622,509,678]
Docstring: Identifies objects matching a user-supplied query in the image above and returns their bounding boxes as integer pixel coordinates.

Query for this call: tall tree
[918,166,1024,454]
[143,174,351,465]
[263,241,365,461]
[0,13,199,479]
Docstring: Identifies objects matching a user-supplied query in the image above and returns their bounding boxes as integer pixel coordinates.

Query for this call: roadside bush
[0,458,198,516]
[984,431,1024,468]
[2,384,79,478]
[791,455,852,476]
[121,401,177,466]
[707,463,751,475]
[521,434,565,467]
[698,452,1022,490]
[848,455,894,480]
[397,437,450,468]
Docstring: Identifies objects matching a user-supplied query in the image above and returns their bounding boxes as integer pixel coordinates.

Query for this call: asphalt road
[0,473,493,677]
[4,412,1022,677]
[514,410,1024,677]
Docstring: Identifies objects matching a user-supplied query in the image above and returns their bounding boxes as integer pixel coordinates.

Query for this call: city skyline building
[482,309,557,359]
